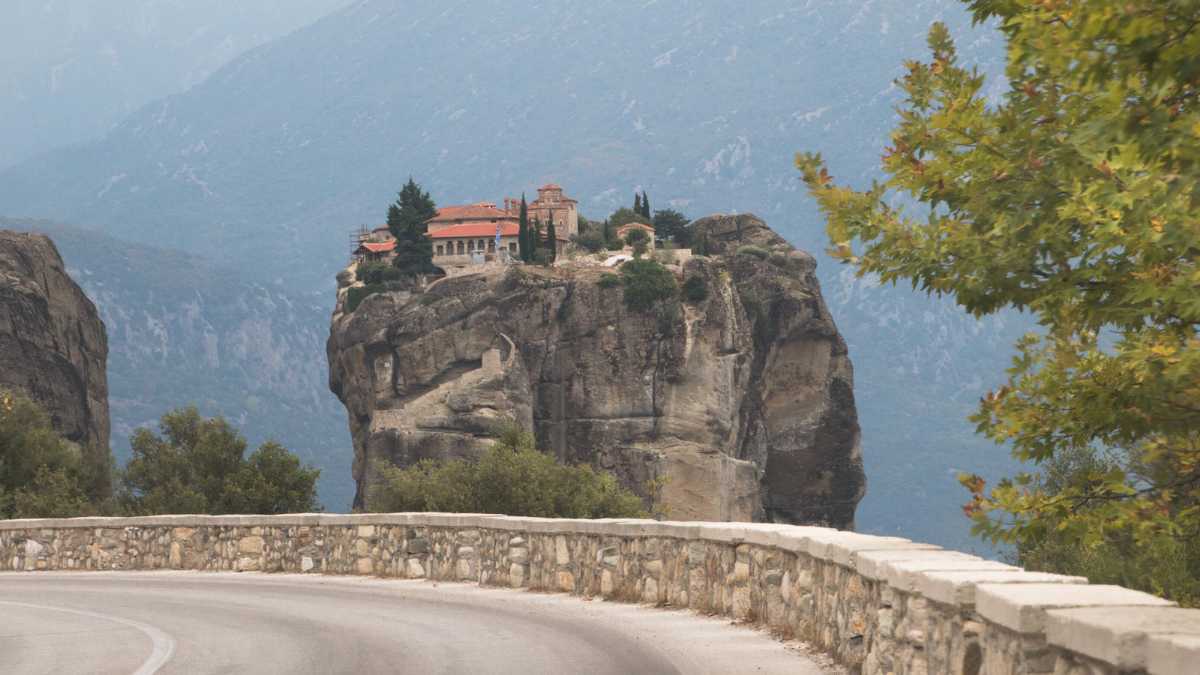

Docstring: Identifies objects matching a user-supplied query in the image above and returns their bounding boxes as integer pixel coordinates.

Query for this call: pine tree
[388,178,437,275]
[633,192,642,216]
[546,212,557,264]
[640,191,651,218]
[518,194,530,262]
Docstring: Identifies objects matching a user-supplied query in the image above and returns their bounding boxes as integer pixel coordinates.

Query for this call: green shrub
[620,259,678,312]
[597,273,621,289]
[368,427,646,518]
[681,275,708,304]
[625,228,651,257]
[571,229,607,253]
[736,245,769,260]
[0,388,109,519]
[624,228,649,246]
[344,285,375,313]
[356,261,402,285]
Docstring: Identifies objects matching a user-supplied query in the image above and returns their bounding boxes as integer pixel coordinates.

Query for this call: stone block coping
[1147,633,1200,675]
[917,569,1089,606]
[1045,606,1200,671]
[976,583,1176,634]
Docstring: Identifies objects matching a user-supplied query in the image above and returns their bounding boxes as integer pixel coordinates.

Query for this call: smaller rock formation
[0,230,111,492]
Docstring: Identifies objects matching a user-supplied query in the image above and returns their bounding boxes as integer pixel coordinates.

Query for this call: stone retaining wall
[2,514,1197,674]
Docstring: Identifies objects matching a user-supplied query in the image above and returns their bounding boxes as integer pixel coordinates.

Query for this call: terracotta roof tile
[358,241,396,253]
[429,203,516,222]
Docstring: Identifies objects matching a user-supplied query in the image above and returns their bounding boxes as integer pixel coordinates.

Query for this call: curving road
[0,572,834,674]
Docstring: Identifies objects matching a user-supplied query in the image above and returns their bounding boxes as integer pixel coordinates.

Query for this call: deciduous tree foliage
[797,1,1200,602]
[652,208,690,245]
[119,407,320,515]
[0,388,101,518]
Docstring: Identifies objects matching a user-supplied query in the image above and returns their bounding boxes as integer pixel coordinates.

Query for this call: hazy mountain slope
[0,0,1006,287]
[0,0,352,168]
[0,1,1024,550]
[2,218,353,509]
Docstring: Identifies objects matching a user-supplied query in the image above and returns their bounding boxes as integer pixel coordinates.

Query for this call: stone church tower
[507,184,579,238]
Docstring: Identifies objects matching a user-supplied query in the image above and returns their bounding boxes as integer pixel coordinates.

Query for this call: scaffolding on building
[348,225,370,258]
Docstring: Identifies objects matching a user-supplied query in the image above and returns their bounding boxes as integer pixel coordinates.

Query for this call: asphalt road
[0,572,834,674]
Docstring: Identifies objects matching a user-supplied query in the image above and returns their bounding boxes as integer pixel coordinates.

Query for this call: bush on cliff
[345,281,409,313]
[368,427,646,518]
[356,262,402,285]
[735,245,768,260]
[0,388,107,519]
[619,259,677,312]
[681,275,708,304]
[119,406,320,515]
[571,228,606,253]
[344,284,377,313]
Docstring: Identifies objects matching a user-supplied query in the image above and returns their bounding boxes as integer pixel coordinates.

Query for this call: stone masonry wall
[2,514,1197,674]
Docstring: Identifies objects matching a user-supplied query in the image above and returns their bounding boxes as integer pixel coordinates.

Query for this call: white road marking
[0,600,176,675]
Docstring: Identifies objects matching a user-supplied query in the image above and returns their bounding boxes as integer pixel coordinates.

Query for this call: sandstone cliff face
[328,215,865,527]
[0,231,110,488]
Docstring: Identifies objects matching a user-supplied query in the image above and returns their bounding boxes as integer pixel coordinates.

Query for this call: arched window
[457,240,465,254]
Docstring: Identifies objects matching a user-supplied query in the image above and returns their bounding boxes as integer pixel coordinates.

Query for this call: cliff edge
[328,214,865,527]
[0,230,111,491]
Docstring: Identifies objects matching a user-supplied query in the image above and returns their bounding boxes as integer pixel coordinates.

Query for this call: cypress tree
[641,191,651,218]
[546,212,557,263]
[389,177,437,275]
[634,192,642,216]
[518,194,530,262]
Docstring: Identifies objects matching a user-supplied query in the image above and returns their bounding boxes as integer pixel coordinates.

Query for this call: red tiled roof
[429,203,516,222]
[540,183,562,190]
[358,241,396,253]
[617,221,654,232]
[428,221,520,238]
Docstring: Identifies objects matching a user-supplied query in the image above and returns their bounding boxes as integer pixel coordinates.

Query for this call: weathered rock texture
[328,215,865,526]
[0,230,110,487]
[3,513,1194,675]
